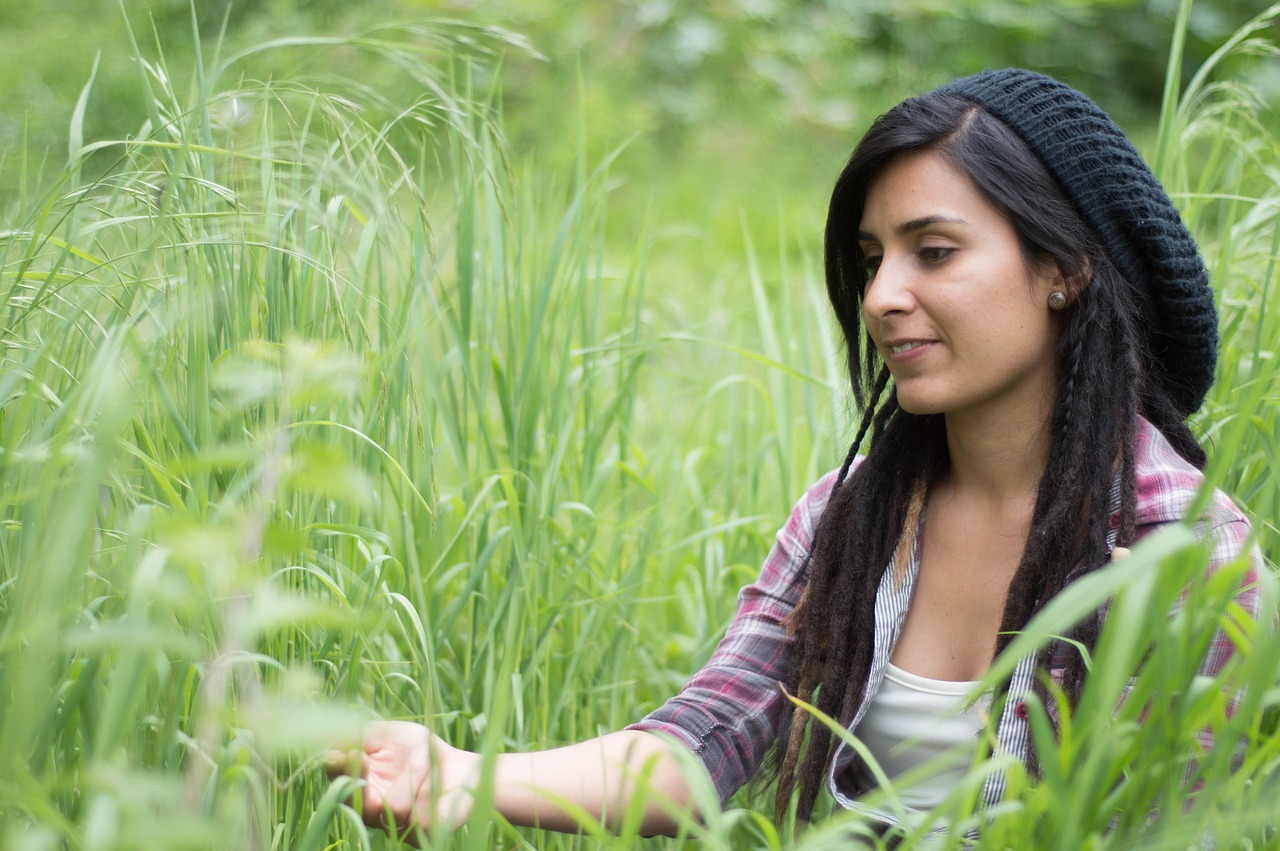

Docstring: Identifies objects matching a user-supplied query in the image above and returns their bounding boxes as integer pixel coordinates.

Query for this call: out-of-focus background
[4,0,1277,259]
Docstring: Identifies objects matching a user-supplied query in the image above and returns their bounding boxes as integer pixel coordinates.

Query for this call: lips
[882,336,937,352]
[879,337,938,367]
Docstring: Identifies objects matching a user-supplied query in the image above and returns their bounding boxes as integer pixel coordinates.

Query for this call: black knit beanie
[939,68,1217,418]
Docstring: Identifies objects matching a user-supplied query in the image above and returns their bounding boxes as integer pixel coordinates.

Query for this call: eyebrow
[856,215,969,242]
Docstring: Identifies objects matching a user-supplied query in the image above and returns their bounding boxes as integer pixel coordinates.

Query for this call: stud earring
[1048,291,1068,311]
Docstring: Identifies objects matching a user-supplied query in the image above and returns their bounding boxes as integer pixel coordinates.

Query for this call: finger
[1110,546,1131,562]
[397,821,426,850]
[359,752,417,831]
[357,779,391,830]
[352,752,389,825]
[322,748,359,778]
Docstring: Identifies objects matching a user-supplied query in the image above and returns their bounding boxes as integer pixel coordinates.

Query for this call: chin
[894,395,946,416]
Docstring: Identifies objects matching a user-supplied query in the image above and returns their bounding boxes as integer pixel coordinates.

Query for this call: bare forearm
[462,730,698,836]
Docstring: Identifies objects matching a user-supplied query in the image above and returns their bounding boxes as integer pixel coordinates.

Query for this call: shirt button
[1014,701,1029,720]
[1108,513,1121,529]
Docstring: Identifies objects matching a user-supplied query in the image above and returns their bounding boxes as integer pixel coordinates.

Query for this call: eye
[861,253,883,277]
[916,246,955,265]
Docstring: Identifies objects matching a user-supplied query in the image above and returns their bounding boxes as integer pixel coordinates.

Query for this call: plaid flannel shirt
[628,418,1262,820]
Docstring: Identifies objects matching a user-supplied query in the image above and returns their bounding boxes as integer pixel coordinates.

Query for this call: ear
[1039,256,1091,307]
[1062,258,1093,299]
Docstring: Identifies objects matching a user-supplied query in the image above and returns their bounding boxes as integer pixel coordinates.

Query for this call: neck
[940,406,1052,507]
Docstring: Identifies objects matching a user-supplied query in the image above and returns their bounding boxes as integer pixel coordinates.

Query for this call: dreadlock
[770,92,1205,824]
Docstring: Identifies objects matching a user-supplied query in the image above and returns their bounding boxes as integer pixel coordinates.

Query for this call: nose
[860,254,916,321]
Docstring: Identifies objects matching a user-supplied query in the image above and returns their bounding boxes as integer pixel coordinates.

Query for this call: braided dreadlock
[770,91,1205,823]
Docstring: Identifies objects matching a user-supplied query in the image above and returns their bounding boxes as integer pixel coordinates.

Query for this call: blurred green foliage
[3,0,1276,198]
[2,0,1276,300]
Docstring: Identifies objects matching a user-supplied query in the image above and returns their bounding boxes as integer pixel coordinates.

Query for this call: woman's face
[857,151,1062,424]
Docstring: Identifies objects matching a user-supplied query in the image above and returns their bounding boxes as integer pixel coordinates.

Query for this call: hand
[334,720,477,837]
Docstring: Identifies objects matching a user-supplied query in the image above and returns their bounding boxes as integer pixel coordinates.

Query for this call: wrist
[443,744,482,793]
[416,739,481,829]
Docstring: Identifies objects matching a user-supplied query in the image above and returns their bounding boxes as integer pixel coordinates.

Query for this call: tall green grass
[0,5,1277,850]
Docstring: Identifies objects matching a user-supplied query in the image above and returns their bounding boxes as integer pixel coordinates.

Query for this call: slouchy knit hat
[939,68,1217,418]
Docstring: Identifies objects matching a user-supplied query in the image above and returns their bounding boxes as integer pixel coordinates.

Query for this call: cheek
[1009,314,1059,365]
[962,301,1055,359]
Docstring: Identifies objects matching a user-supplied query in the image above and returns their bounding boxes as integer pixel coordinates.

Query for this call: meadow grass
[0,5,1278,849]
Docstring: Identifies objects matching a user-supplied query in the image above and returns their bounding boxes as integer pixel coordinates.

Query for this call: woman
[346,69,1260,840]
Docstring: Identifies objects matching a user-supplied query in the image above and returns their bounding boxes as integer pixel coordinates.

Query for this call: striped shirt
[628,418,1262,823]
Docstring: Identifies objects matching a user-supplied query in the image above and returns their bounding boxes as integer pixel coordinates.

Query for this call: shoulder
[768,458,870,570]
[1133,418,1247,530]
[789,459,866,534]
[1132,420,1260,614]
[796,464,851,514]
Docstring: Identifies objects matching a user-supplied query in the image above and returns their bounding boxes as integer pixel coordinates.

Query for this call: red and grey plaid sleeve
[1133,421,1265,761]
[626,470,841,805]
[1186,496,1263,756]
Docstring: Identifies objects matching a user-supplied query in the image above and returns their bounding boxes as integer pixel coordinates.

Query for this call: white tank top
[853,662,990,811]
